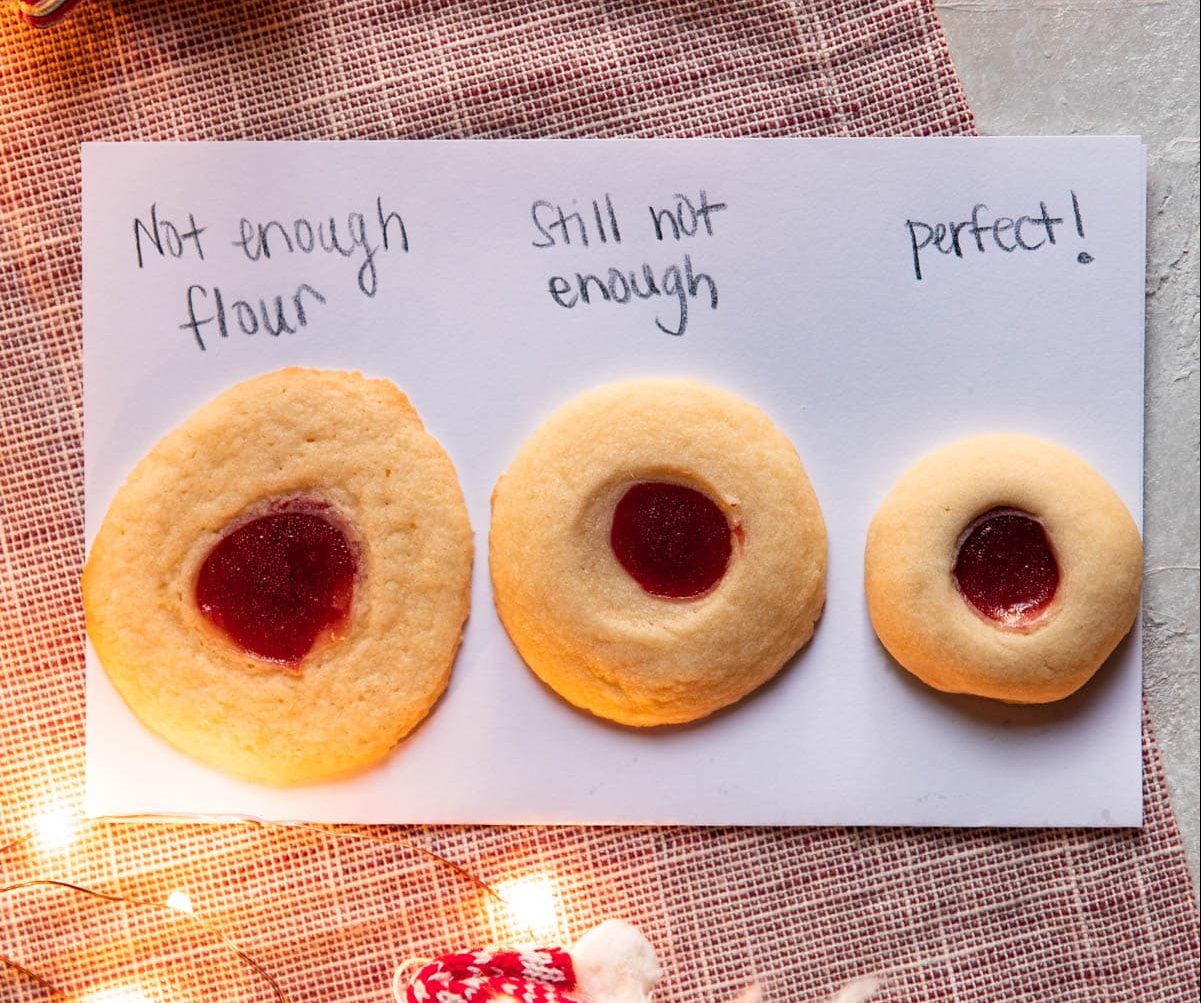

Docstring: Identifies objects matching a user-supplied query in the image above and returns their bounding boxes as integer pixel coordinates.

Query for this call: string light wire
[1,813,506,907]
[0,877,289,1001]
[1,810,882,1003]
[2,949,71,999]
[0,810,528,999]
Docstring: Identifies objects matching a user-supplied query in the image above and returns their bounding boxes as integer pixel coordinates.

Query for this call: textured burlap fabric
[1,1,1197,1000]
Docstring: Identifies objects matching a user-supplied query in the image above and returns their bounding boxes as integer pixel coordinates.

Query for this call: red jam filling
[953,508,1059,626]
[195,506,356,666]
[610,482,733,598]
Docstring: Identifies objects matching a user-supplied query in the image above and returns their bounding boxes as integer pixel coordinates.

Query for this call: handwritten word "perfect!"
[905,193,1090,281]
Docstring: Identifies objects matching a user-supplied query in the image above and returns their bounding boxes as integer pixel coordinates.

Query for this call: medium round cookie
[83,368,472,784]
[490,379,827,726]
[864,435,1142,703]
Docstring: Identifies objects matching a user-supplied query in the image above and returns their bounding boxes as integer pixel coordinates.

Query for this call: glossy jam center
[610,482,732,598]
[953,509,1059,626]
[195,508,357,665]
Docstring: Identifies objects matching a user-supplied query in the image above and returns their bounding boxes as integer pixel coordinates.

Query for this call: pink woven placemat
[0,2,1196,1001]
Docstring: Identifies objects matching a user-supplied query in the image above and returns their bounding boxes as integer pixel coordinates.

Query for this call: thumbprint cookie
[83,368,473,784]
[864,434,1142,703]
[489,379,827,726]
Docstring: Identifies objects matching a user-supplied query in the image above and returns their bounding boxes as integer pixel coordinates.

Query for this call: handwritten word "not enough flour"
[131,198,411,351]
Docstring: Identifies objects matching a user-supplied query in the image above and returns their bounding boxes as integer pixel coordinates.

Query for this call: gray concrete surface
[937,0,1200,887]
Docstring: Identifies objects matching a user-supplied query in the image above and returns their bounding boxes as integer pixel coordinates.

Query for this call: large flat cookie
[84,368,472,784]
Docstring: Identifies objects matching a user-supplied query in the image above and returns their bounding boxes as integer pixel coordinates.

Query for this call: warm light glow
[495,874,559,941]
[165,889,194,914]
[79,986,156,1003]
[30,807,76,854]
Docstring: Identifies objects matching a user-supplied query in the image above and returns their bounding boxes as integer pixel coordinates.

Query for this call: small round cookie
[83,368,472,784]
[490,379,827,726]
[864,435,1142,703]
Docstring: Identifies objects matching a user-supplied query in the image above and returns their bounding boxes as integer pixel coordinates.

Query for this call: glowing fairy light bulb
[79,986,156,1003]
[495,874,559,941]
[165,889,194,914]
[30,806,76,854]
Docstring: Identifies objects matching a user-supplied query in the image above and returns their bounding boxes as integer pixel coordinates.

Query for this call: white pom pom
[731,982,763,1003]
[825,976,882,1003]
[570,920,661,1003]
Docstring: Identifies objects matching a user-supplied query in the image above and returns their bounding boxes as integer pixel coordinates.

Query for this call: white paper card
[83,138,1146,826]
